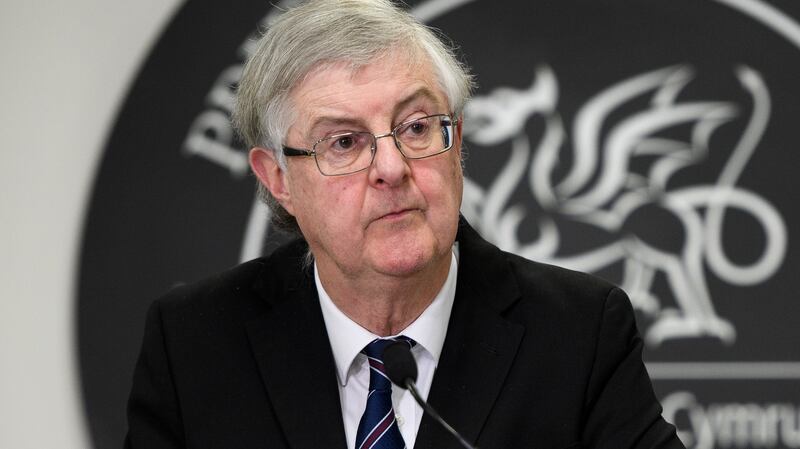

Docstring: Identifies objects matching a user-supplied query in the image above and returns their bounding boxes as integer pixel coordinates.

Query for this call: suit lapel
[415,221,525,449]
[244,243,348,449]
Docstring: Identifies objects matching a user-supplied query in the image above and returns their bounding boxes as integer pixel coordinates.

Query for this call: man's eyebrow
[393,87,443,115]
[305,117,365,141]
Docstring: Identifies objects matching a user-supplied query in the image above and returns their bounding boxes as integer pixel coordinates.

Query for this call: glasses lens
[395,115,453,158]
[314,132,374,175]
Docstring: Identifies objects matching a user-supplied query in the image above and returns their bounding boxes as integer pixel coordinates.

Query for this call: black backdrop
[79,1,800,448]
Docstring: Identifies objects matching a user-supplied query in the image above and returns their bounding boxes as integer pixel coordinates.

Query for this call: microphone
[382,341,479,449]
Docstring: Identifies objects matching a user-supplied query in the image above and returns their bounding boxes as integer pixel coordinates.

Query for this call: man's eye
[409,121,429,134]
[323,133,365,153]
[335,135,355,149]
[399,118,431,137]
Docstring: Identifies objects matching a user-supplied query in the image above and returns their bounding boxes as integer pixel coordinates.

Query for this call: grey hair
[232,0,475,235]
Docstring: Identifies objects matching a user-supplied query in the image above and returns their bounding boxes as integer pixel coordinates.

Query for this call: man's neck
[315,252,453,336]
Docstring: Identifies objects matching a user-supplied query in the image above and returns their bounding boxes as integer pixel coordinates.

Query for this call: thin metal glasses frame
[282,113,457,176]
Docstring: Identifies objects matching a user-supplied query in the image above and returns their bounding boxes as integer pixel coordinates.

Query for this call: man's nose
[368,134,410,186]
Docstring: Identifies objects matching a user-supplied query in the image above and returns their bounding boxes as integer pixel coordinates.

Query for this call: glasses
[282,113,457,176]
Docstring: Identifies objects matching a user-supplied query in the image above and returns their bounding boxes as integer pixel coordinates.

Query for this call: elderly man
[125,1,685,448]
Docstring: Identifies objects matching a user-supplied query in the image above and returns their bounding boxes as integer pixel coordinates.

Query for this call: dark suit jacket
[125,220,684,449]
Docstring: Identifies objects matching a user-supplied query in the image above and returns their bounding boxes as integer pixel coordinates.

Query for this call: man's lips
[376,208,417,221]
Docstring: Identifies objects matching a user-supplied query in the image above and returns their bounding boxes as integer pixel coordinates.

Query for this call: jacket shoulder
[152,237,310,320]
[505,251,619,304]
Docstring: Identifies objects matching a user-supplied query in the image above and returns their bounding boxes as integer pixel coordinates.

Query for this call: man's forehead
[306,88,445,129]
[289,55,448,127]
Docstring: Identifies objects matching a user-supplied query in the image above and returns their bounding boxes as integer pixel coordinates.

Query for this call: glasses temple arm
[282,146,314,157]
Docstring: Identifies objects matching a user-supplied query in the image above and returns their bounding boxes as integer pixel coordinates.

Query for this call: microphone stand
[383,340,479,449]
[404,379,479,449]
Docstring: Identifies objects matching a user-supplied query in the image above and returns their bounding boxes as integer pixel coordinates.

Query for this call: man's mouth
[378,208,416,221]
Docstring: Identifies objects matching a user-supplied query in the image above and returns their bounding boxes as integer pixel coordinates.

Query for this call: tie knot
[362,336,416,360]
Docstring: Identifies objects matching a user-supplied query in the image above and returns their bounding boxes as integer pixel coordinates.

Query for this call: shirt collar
[316,248,458,387]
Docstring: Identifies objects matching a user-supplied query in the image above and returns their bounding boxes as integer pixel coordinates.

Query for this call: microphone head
[382,340,418,389]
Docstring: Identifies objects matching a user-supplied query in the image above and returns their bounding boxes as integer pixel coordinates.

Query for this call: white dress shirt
[315,249,458,449]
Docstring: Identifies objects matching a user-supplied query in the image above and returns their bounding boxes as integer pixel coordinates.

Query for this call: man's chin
[367,239,446,279]
[373,259,429,278]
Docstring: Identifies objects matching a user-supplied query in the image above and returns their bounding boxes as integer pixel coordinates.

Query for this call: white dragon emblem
[461,64,787,346]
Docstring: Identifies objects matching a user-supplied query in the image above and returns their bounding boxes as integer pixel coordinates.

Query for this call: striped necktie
[354,337,415,449]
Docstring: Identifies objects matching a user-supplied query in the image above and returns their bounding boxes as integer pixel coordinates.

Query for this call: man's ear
[249,147,295,216]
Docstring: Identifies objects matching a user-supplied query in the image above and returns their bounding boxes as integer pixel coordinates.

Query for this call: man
[125,0,685,448]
